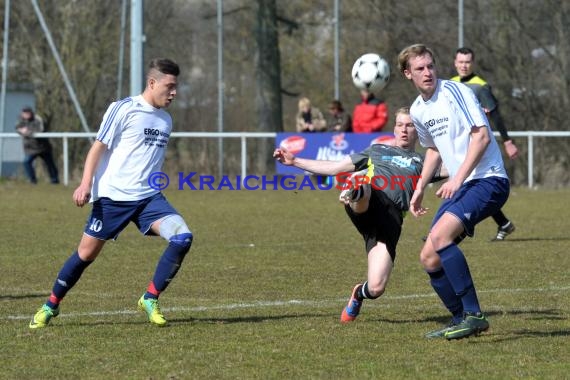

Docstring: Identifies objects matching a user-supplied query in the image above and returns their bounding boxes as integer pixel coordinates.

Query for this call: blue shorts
[84,192,181,240]
[431,177,510,237]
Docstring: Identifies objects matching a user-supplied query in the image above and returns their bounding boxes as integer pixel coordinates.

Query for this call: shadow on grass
[468,329,570,344]
[169,313,326,325]
[509,329,570,338]
[374,308,565,325]
[497,237,570,242]
[66,313,327,327]
[0,293,47,300]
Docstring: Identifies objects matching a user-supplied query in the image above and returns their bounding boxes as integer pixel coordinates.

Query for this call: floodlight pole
[458,0,464,47]
[217,0,224,176]
[117,0,128,100]
[0,0,10,177]
[31,0,91,140]
[333,0,340,100]
[130,0,144,96]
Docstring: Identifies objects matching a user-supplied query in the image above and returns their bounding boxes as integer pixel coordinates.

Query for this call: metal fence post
[63,135,69,186]
[528,134,534,188]
[241,135,247,182]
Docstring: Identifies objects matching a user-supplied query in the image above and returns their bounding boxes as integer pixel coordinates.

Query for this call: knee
[159,215,193,253]
[420,246,440,271]
[170,232,193,254]
[429,229,457,252]
[77,243,104,261]
[349,185,371,214]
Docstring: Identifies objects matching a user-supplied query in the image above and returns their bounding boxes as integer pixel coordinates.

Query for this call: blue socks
[144,233,192,299]
[47,251,93,309]
[427,268,463,324]
[436,243,481,314]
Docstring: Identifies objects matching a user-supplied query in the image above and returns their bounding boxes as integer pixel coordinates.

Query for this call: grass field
[1,182,569,379]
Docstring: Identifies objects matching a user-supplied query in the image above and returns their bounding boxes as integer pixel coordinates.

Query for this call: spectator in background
[352,90,388,133]
[15,106,59,184]
[452,47,517,241]
[296,97,326,133]
[326,100,352,132]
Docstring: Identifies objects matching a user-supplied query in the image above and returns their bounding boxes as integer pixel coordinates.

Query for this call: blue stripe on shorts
[431,177,510,237]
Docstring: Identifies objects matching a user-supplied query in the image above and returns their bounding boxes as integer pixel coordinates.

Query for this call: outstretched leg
[340,185,400,323]
[29,234,105,329]
[138,214,193,326]
[422,213,488,339]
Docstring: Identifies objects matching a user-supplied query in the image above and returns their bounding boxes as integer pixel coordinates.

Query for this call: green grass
[1,182,569,379]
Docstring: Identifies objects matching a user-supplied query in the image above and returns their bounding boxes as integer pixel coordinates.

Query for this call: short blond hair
[397,44,436,75]
[298,97,311,111]
[394,106,410,118]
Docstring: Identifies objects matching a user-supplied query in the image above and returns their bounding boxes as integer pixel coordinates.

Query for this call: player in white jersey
[398,44,510,340]
[30,58,193,328]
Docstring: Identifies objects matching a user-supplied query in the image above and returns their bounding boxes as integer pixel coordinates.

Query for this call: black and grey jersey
[350,144,424,211]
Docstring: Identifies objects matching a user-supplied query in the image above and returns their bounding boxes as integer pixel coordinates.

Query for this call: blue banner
[276,132,395,174]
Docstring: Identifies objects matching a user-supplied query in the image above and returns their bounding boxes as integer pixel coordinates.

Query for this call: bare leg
[366,242,394,298]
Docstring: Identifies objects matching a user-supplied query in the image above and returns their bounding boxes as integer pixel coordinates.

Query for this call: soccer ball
[351,53,390,92]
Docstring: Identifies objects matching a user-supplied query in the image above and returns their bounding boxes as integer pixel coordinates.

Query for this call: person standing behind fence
[326,100,352,132]
[352,89,388,133]
[296,97,327,133]
[15,106,59,184]
[452,47,517,241]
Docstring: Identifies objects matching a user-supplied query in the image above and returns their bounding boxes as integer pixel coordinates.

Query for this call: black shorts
[344,190,403,261]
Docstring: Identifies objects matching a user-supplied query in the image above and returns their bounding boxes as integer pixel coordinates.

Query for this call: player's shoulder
[441,79,475,97]
[410,94,424,112]
[468,75,488,86]
[105,96,135,117]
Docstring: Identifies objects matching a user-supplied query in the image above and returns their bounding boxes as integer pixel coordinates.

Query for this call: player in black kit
[274,107,444,323]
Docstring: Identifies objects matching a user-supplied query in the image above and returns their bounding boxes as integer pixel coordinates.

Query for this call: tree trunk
[254,0,283,173]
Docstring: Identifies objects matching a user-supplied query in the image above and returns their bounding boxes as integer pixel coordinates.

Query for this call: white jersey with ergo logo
[91,95,172,201]
[410,79,507,182]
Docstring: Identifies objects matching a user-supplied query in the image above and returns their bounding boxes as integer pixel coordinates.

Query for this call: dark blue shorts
[84,192,180,240]
[431,177,510,237]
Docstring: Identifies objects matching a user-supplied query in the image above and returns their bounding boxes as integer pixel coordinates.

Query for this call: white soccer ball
[351,53,390,92]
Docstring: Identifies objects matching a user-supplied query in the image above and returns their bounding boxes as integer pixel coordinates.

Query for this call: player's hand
[436,178,461,199]
[16,126,33,137]
[273,146,296,166]
[410,189,428,217]
[73,183,91,207]
[504,140,519,160]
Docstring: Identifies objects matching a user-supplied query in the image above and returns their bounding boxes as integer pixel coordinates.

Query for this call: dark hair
[329,99,344,112]
[148,58,180,77]
[455,47,475,59]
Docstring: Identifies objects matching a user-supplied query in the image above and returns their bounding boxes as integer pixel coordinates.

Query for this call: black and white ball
[351,53,390,92]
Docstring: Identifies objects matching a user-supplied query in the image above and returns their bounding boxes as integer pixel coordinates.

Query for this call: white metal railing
[0,131,569,188]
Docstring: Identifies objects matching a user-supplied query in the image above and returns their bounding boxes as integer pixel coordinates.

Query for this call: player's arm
[488,108,518,159]
[73,140,107,207]
[431,162,449,182]
[480,85,518,159]
[436,125,490,199]
[273,146,355,175]
[410,147,441,217]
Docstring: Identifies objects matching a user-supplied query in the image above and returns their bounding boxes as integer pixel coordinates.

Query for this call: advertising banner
[275,132,395,174]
